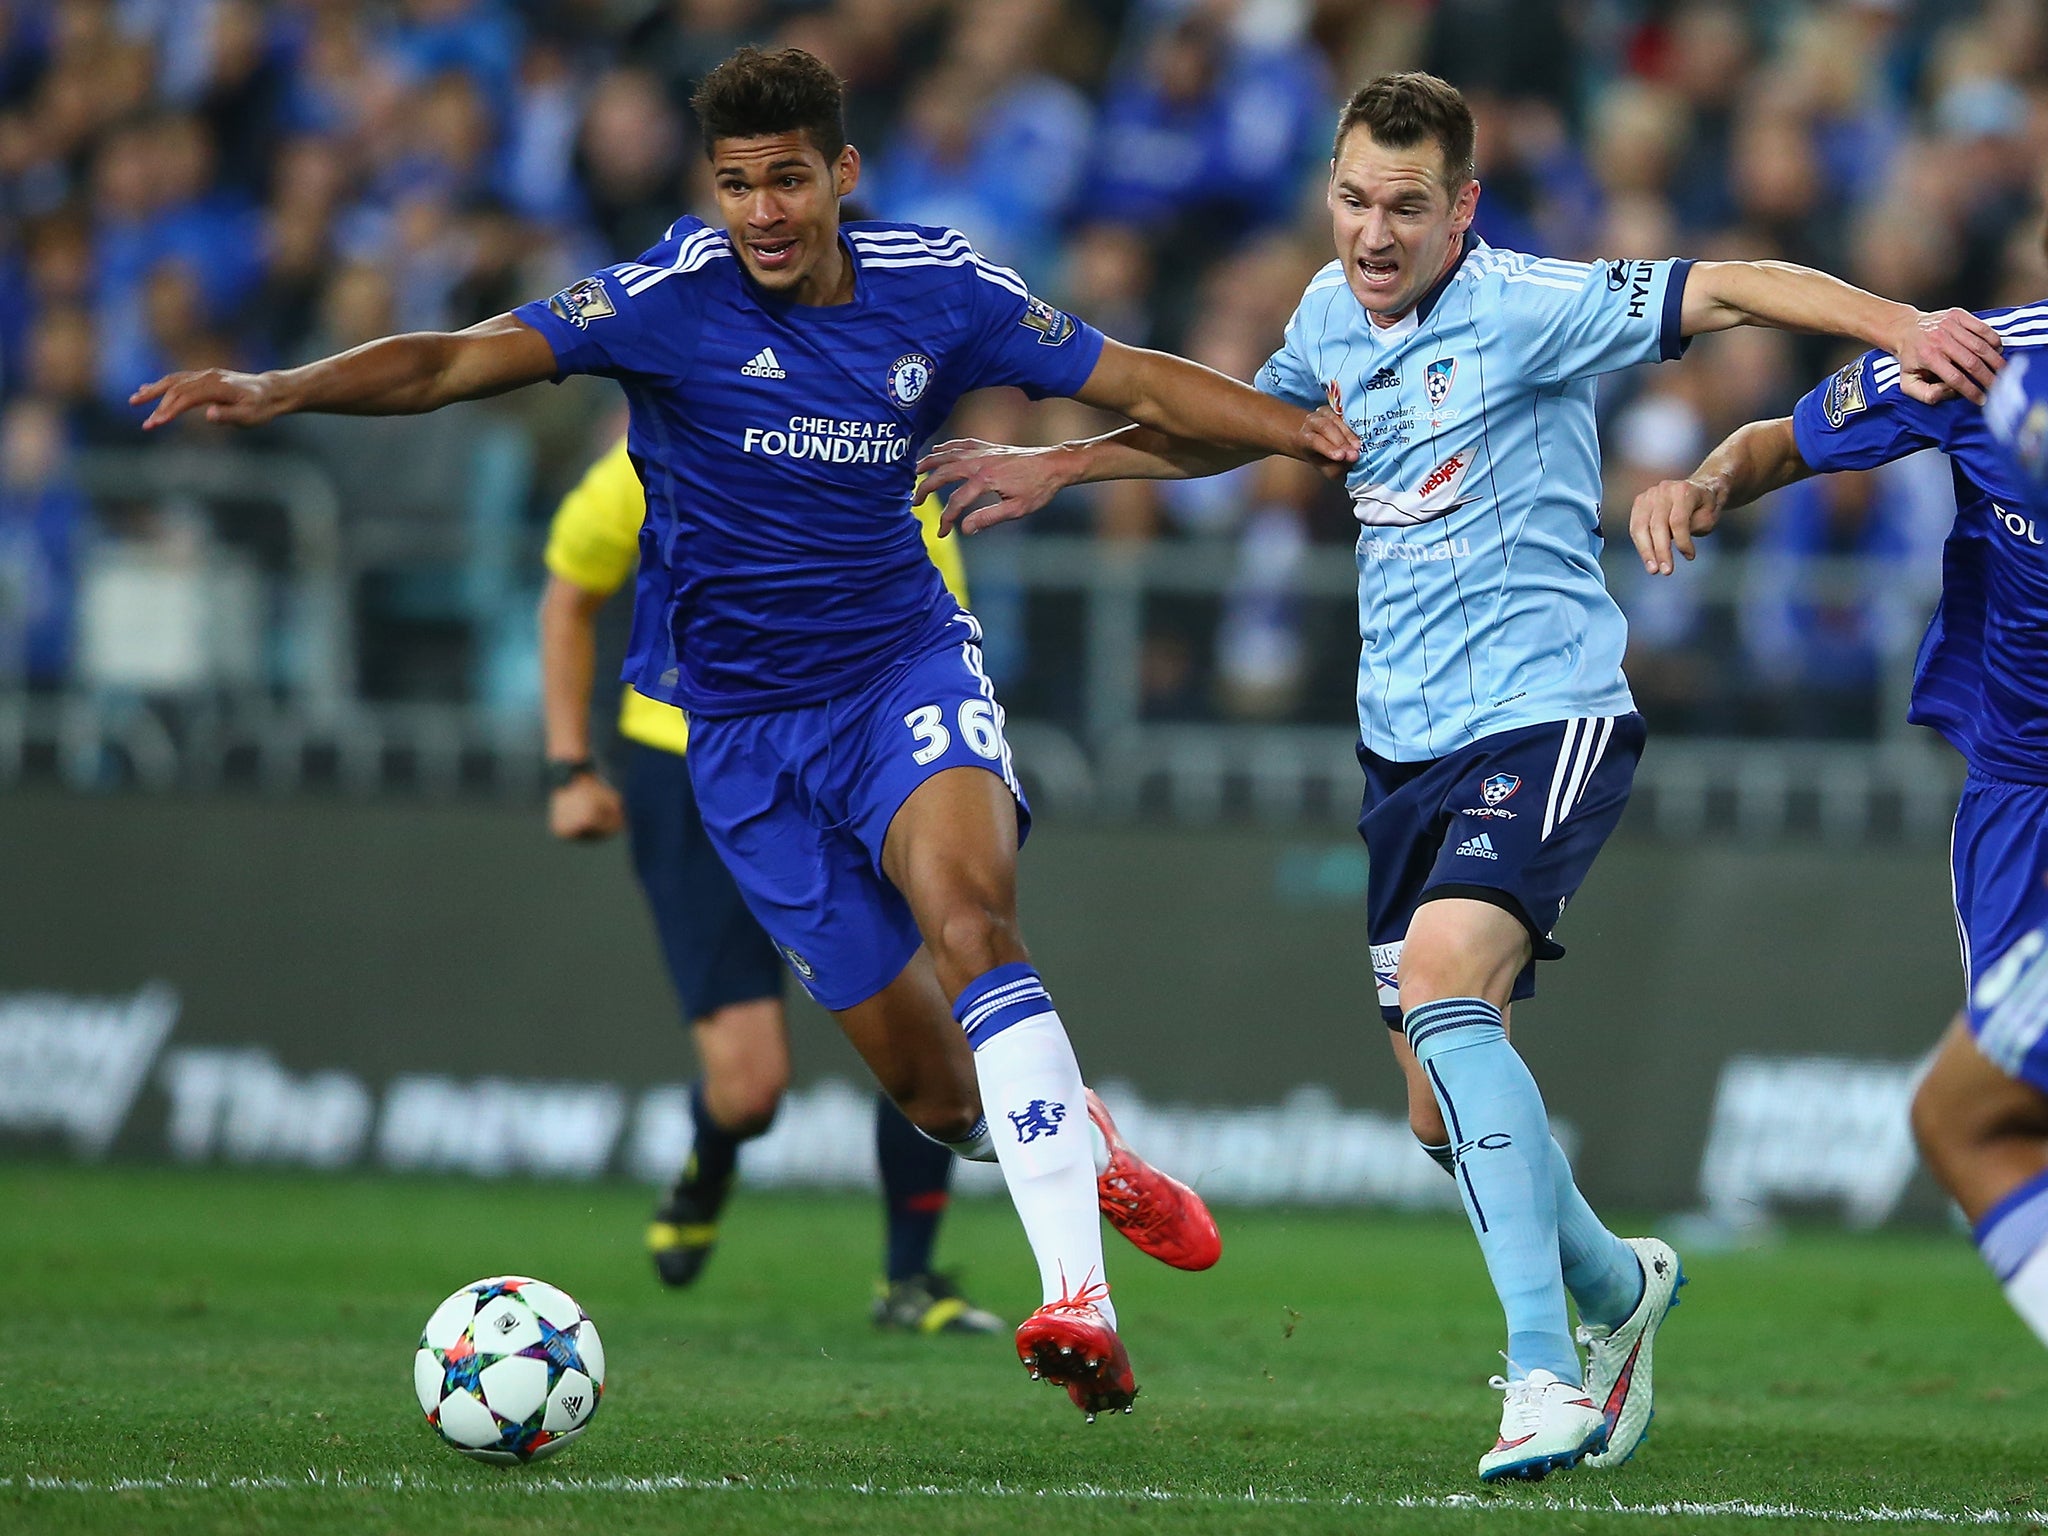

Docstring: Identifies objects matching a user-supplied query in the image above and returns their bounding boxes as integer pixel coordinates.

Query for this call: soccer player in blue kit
[130,46,1360,1419]
[919,72,2001,1478]
[1632,288,2048,1356]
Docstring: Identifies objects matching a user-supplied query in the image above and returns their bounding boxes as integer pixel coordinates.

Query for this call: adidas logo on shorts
[1453,832,1500,861]
[740,346,787,380]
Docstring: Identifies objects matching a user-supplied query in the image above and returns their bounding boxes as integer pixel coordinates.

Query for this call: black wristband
[544,758,597,791]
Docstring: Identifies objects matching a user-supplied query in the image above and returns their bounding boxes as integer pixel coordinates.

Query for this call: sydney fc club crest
[887,352,934,407]
[1480,772,1521,806]
[1426,357,1457,410]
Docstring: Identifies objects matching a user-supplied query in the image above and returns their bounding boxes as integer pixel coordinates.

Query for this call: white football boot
[1579,1236,1686,1469]
[1475,1368,1607,1482]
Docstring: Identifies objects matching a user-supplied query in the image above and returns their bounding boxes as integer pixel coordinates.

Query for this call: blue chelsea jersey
[514,219,1105,715]
[1792,303,2048,784]
[1259,233,1692,761]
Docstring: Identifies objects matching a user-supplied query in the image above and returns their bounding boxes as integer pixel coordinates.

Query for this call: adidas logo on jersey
[1453,832,1500,861]
[740,347,787,380]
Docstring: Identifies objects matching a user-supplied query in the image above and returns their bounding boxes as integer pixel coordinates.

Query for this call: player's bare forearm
[1062,424,1259,483]
[917,355,1355,536]
[132,315,558,430]
[1076,339,1358,462]
[1696,417,1811,511]
[538,575,608,764]
[917,427,1268,537]
[1678,261,2001,404]
[1630,416,1811,576]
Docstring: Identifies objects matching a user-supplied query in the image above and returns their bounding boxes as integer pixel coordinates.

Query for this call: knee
[1398,934,1498,1012]
[717,1084,783,1141]
[1397,908,1525,1013]
[1910,1071,1971,1167]
[931,896,1025,982]
[702,1056,788,1139]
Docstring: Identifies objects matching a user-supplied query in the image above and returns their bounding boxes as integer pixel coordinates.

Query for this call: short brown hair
[1334,72,1476,187]
[691,46,847,163]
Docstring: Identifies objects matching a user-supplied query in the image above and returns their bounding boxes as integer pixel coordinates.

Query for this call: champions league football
[414,1278,606,1464]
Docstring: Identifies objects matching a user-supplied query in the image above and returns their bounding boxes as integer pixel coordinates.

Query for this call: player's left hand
[916,440,1078,536]
[549,773,625,841]
[1890,308,2003,405]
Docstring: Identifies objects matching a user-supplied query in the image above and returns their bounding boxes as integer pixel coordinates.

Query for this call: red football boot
[1014,1277,1136,1421]
[1089,1088,1223,1271]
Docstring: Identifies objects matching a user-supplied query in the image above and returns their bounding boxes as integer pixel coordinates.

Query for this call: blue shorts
[686,623,1029,1012]
[1955,771,2048,1090]
[622,743,784,1020]
[1359,714,1646,1027]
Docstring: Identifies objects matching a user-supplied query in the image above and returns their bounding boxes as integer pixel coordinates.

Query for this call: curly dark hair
[691,46,847,163]
[1334,72,1476,187]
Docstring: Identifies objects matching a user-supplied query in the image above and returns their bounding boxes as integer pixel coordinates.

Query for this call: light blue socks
[1405,996,1580,1382]
[1551,1137,1644,1330]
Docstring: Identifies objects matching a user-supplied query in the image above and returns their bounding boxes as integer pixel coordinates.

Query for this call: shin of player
[884,766,1111,1326]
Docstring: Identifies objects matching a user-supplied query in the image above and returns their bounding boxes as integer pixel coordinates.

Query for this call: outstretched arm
[1070,339,1354,462]
[917,423,1251,536]
[1678,262,2001,404]
[918,338,1356,536]
[1629,416,1811,576]
[132,314,560,430]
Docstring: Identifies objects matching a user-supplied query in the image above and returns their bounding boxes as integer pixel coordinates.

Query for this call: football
[413,1276,606,1464]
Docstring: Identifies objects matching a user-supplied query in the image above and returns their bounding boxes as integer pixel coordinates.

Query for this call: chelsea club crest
[887,353,934,408]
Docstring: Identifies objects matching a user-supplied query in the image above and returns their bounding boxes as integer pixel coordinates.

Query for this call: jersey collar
[740,232,868,317]
[1412,230,1477,326]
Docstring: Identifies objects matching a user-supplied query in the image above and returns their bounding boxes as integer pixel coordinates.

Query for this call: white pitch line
[3,1473,2043,1524]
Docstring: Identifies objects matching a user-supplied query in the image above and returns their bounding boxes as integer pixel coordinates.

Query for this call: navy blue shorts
[1360,713,1646,1027]
[623,742,785,1021]
[686,620,1029,1013]
[1955,770,2048,1090]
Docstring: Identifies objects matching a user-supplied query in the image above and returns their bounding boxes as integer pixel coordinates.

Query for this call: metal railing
[70,449,354,707]
[2,512,1964,837]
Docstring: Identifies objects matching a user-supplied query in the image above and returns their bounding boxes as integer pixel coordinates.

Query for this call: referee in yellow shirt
[540,436,998,1333]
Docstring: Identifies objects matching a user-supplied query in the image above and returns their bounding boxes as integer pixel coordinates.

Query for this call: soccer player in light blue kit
[1632,285,2048,1356]
[920,72,2001,1479]
[130,46,1362,1420]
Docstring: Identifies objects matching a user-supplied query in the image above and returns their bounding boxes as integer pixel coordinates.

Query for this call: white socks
[955,963,1113,1325]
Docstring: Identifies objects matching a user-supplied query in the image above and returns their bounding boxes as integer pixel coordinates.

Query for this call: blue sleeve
[1258,292,1328,411]
[951,249,1105,399]
[511,232,710,383]
[1985,352,2048,504]
[1513,256,1693,384]
[1790,353,1941,472]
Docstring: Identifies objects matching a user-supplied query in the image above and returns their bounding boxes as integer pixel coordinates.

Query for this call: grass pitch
[5,1165,2047,1535]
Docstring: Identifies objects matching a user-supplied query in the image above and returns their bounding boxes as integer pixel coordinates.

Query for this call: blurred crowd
[0,0,2043,737]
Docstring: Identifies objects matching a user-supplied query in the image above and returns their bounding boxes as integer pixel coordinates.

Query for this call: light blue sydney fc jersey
[1259,233,1692,761]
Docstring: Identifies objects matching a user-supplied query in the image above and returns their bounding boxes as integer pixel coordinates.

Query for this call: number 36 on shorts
[904,699,1006,764]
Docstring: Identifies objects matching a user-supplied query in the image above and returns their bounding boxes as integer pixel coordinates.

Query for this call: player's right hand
[1889,307,2002,406]
[549,774,625,841]
[131,368,289,431]
[915,439,1078,536]
[1299,404,1359,479]
[1629,477,1723,575]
